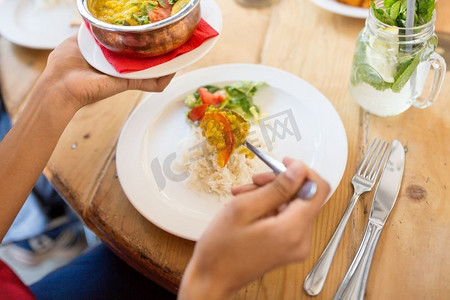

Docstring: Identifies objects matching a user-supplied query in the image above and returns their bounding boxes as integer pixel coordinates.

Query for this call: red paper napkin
[86,19,218,73]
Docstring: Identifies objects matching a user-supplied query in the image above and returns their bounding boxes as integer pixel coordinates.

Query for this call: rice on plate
[175,125,269,200]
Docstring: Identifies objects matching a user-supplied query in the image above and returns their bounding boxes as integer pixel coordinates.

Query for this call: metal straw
[405,0,416,91]
[406,0,416,29]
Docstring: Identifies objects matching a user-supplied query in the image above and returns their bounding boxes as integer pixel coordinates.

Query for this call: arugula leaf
[157,0,165,7]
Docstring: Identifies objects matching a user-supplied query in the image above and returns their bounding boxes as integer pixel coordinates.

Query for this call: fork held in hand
[303,138,390,296]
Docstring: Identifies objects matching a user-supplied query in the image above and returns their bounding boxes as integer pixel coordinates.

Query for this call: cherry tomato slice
[187,104,209,122]
[198,88,226,106]
[148,0,172,23]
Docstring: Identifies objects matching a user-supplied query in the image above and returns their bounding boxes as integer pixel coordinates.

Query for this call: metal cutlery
[304,138,390,295]
[243,141,317,199]
[333,139,405,300]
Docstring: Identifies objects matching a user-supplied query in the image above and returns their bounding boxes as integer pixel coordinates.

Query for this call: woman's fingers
[231,184,258,196]
[229,157,330,225]
[252,172,276,186]
[126,73,175,92]
[232,172,275,196]
[234,157,305,195]
[279,168,330,223]
[231,160,308,222]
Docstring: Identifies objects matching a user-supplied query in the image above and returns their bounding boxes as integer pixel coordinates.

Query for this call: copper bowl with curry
[77,0,201,58]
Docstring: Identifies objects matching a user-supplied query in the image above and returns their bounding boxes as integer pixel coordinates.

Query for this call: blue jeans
[29,243,176,299]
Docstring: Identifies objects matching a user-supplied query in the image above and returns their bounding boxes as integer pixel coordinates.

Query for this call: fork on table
[303,138,390,296]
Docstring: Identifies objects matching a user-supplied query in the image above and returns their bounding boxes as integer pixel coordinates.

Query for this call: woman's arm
[0,36,174,241]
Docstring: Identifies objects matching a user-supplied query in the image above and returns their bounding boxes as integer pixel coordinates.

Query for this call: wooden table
[2,0,450,298]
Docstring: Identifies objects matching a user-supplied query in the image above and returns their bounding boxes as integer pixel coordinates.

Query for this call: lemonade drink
[349,0,444,117]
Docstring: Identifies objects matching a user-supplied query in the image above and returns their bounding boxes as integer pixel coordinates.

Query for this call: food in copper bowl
[77,0,201,57]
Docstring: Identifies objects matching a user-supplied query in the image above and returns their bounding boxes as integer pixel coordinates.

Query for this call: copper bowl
[77,0,201,58]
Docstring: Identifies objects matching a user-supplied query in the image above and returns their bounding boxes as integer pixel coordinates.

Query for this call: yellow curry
[90,0,189,26]
[201,108,252,167]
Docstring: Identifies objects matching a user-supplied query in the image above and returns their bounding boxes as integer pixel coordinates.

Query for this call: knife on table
[333,139,405,300]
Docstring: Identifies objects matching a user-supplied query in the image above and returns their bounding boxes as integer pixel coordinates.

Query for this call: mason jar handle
[413,52,447,109]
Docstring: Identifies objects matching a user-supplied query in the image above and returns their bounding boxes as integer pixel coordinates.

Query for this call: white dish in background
[116,64,348,241]
[77,0,222,79]
[0,0,80,49]
[310,0,368,19]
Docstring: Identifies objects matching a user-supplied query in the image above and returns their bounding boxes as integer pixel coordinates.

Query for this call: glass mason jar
[349,0,446,117]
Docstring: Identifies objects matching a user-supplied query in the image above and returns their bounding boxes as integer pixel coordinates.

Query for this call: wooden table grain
[2,0,450,298]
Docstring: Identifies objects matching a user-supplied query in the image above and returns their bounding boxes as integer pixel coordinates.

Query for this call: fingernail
[284,161,302,180]
[298,181,317,199]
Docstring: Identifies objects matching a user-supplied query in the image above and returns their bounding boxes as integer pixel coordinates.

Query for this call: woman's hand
[35,35,174,112]
[179,158,330,300]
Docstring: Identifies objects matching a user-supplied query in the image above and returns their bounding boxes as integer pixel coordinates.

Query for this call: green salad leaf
[224,82,266,116]
[184,81,266,121]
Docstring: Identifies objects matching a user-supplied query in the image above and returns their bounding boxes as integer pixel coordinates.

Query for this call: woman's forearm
[0,78,77,241]
[0,35,174,242]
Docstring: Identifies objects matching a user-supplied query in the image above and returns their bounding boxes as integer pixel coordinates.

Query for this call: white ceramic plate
[310,0,368,19]
[116,64,348,241]
[0,0,80,49]
[77,0,222,79]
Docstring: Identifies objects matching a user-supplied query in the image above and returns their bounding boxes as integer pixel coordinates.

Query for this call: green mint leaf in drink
[416,0,435,25]
[349,0,440,115]
[391,55,420,92]
[383,0,397,8]
[350,40,393,91]
[389,1,401,20]
[373,0,435,27]
[371,2,396,25]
